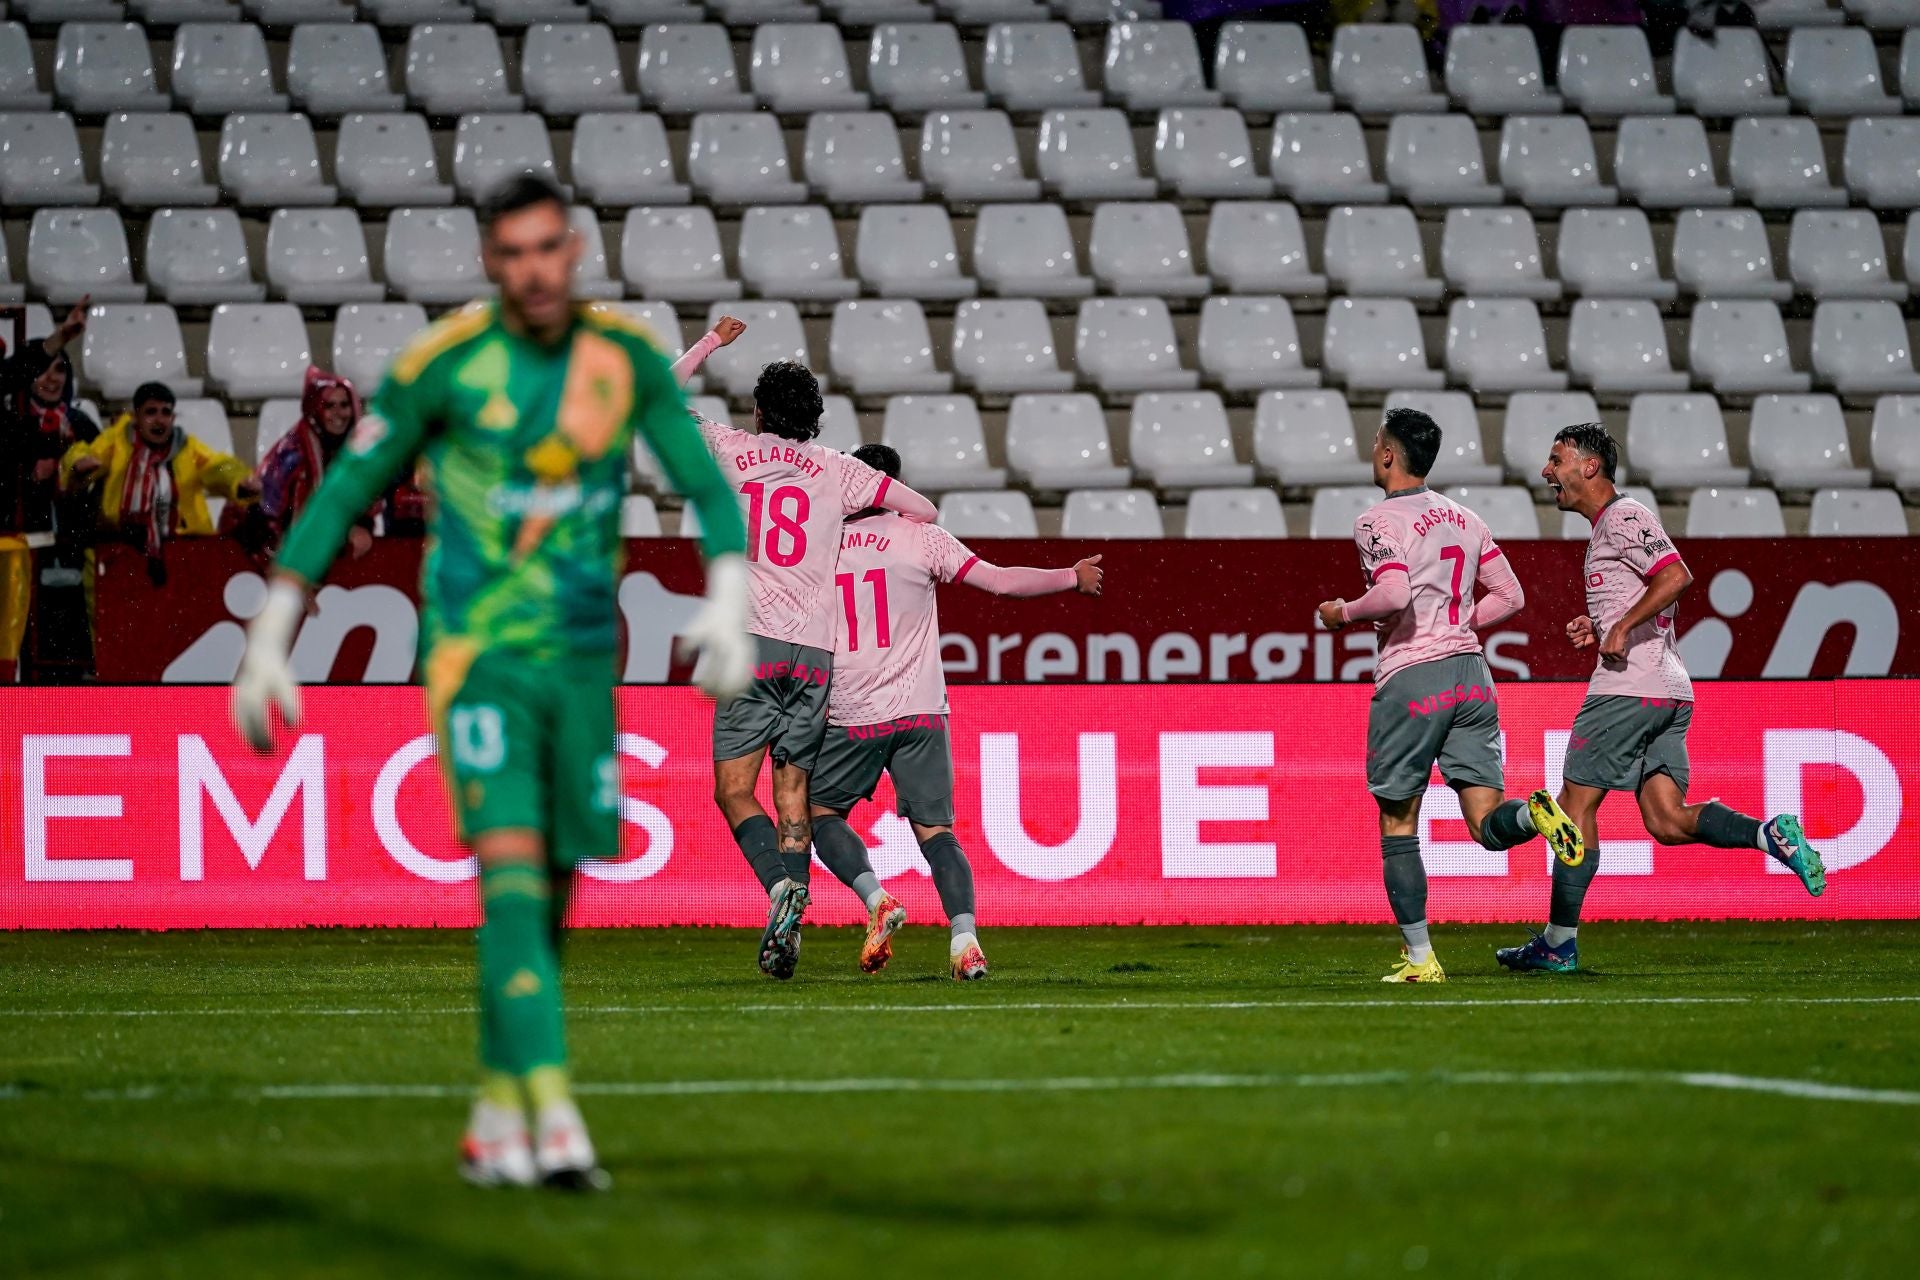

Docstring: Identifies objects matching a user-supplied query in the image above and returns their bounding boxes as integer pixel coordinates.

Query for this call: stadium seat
[620,206,742,302]
[285,24,404,117]
[1061,488,1164,538]
[1847,0,1916,27]
[1383,390,1502,485]
[1308,486,1379,539]
[619,494,663,538]
[1686,487,1785,538]
[815,394,862,453]
[1670,208,1792,300]
[951,298,1073,394]
[1074,298,1198,394]
[1555,25,1672,118]
[0,24,50,113]
[1907,29,1920,108]
[751,25,867,114]
[1253,389,1368,486]
[205,303,311,399]
[521,22,637,116]
[100,112,219,207]
[825,0,937,26]
[383,208,489,306]
[616,299,685,368]
[1330,23,1446,113]
[0,239,23,305]
[0,114,100,206]
[869,24,986,113]
[982,22,1100,112]
[1559,484,1660,539]
[1626,394,1750,487]
[1154,108,1270,199]
[687,113,809,205]
[919,109,1042,201]
[1197,296,1318,393]
[1322,297,1444,391]
[571,114,689,206]
[1613,115,1732,209]
[253,399,300,465]
[941,0,1051,24]
[1872,395,1920,488]
[1811,301,1920,395]
[1386,114,1503,206]
[1843,118,1920,210]
[265,208,382,304]
[1673,27,1789,117]
[54,23,167,116]
[1788,211,1908,301]
[635,26,755,115]
[1808,487,1906,536]
[938,490,1040,539]
[700,301,814,398]
[1503,391,1600,483]
[1129,392,1252,489]
[1690,300,1811,394]
[1104,21,1220,112]
[707,0,822,26]
[1750,0,1848,28]
[173,399,235,461]
[1205,202,1326,296]
[1499,116,1614,207]
[1442,485,1539,540]
[1446,299,1566,393]
[1037,109,1158,200]
[1323,204,1442,299]
[476,0,587,18]
[28,209,145,305]
[832,300,954,396]
[1184,487,1287,538]
[1440,207,1559,300]
[146,209,265,305]
[404,24,522,116]
[857,205,975,300]
[973,203,1094,297]
[452,114,564,203]
[171,22,286,115]
[334,114,454,207]
[1566,300,1690,394]
[81,304,202,400]
[740,205,859,299]
[332,303,426,391]
[218,113,334,206]
[1748,394,1873,489]
[1445,25,1561,116]
[567,207,623,302]
[1088,203,1209,297]
[1907,213,1920,291]
[1785,27,1900,115]
[1005,393,1130,490]
[1556,209,1675,301]
[1269,112,1388,204]
[1213,21,1328,113]
[1729,117,1847,209]
[803,112,924,203]
[881,395,1003,489]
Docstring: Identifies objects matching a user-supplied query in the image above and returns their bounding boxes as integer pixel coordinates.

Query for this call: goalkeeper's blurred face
[483,200,580,338]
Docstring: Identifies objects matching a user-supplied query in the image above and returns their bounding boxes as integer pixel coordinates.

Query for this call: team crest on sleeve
[347,413,389,456]
[1356,518,1391,567]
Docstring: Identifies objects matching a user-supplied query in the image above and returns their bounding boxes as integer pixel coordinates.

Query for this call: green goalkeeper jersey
[277,299,746,659]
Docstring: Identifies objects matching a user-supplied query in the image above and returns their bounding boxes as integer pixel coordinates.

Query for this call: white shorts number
[450,705,507,772]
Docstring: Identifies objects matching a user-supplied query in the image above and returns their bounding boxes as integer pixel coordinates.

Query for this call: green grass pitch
[3,922,1917,1279]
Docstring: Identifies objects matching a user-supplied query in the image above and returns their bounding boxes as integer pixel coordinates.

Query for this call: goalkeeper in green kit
[230,176,753,1192]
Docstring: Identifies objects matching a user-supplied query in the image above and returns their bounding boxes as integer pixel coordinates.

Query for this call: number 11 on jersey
[836,568,891,652]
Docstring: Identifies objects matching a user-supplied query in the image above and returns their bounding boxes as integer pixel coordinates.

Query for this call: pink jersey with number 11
[1351,488,1502,684]
[828,512,981,725]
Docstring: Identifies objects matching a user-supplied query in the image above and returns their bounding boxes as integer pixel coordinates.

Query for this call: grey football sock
[810,814,877,899]
[732,816,785,894]
[948,912,977,944]
[1549,837,1600,928]
[1381,834,1427,927]
[1696,801,1764,854]
[919,832,976,926]
[1481,798,1536,851]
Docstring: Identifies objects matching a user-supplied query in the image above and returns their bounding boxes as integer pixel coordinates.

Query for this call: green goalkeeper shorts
[425,642,620,868]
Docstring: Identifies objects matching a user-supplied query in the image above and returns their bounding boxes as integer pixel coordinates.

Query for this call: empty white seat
[983,22,1100,112]
[100,112,219,207]
[1441,207,1559,300]
[173,399,235,462]
[1443,485,1539,539]
[707,0,823,24]
[620,206,742,302]
[826,0,938,27]
[1559,483,1661,539]
[814,393,862,453]
[206,303,311,399]
[952,298,1072,394]
[1037,108,1158,200]
[938,490,1040,538]
[1692,300,1813,394]
[1908,29,1920,109]
[974,203,1093,297]
[1786,26,1900,115]
[919,109,1042,201]
[701,301,814,398]
[1872,395,1920,487]
[54,23,166,116]
[1556,25,1672,118]
[1671,208,1793,300]
[28,209,144,304]
[1254,389,1367,485]
[286,24,404,118]
[869,23,986,113]
[1613,115,1732,209]
[752,24,867,114]
[0,23,49,113]
[1557,208,1675,300]
[1751,0,1850,28]
[1154,107,1270,199]
[1446,25,1561,116]
[1130,392,1251,489]
[253,399,301,465]
[1626,394,1751,486]
[942,0,1053,26]
[405,25,522,116]
[1074,297,1197,394]
[619,494,663,538]
[383,207,489,306]
[452,113,564,203]
[146,209,265,305]
[1383,389,1504,485]
[882,395,1003,489]
[1673,27,1789,117]
[1386,114,1502,206]
[614,299,684,366]
[804,112,923,203]
[1088,202,1208,298]
[1503,391,1601,483]
[334,113,454,207]
[521,22,637,116]
[1061,488,1163,537]
[1213,21,1329,113]
[1184,487,1286,538]
[1104,21,1220,112]
[81,304,202,400]
[1447,298,1566,393]
[171,22,286,116]
[266,208,382,304]
[1843,118,1920,209]
[858,205,974,299]
[566,206,622,302]
[1323,204,1442,299]
[1206,201,1326,296]
[1748,393,1874,489]
[1197,295,1317,393]
[1730,117,1848,209]
[1005,393,1129,489]
[218,113,335,206]
[332,303,427,391]
[1323,297,1444,391]
[1501,115,1614,207]
[637,25,755,115]
[1847,0,1919,28]
[688,112,809,204]
[1308,486,1381,538]
[1789,210,1908,301]
[572,113,688,206]
[1270,112,1388,204]
[1687,487,1785,537]
[1567,300,1689,394]
[0,238,22,305]
[1812,300,1920,394]
[1808,487,1906,536]
[1908,213,1920,289]
[833,301,953,396]
[1330,23,1447,113]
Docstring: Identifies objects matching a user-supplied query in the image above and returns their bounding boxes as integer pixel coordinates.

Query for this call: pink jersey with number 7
[1351,487,1501,684]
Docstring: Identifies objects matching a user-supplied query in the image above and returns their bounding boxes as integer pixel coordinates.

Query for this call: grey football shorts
[808,714,956,826]
[1563,694,1693,794]
[1366,653,1506,801]
[711,636,833,772]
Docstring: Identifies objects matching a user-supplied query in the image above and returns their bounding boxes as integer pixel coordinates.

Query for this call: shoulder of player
[574,302,670,357]
[388,301,496,385]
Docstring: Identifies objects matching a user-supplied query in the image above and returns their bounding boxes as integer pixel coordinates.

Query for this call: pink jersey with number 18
[1351,487,1501,684]
[827,511,979,726]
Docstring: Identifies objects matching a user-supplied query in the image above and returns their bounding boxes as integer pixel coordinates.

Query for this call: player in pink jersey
[673,323,939,980]
[1498,423,1827,974]
[1317,408,1583,984]
[801,444,1102,980]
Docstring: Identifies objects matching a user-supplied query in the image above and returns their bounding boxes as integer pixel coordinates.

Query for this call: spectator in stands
[237,365,374,563]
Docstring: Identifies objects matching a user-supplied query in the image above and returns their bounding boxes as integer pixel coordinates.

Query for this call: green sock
[477,862,568,1078]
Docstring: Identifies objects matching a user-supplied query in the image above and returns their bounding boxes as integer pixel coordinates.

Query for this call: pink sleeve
[1468,548,1525,630]
[1338,567,1410,624]
[670,330,722,387]
[959,561,1077,597]
[878,475,937,523]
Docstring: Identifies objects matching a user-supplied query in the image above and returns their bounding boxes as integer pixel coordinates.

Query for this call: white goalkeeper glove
[231,578,305,754]
[676,552,753,702]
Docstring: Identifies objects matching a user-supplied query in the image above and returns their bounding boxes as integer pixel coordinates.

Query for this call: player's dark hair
[753,360,823,442]
[477,173,568,232]
[131,381,175,410]
[1381,406,1441,479]
[852,442,901,481]
[1554,422,1618,481]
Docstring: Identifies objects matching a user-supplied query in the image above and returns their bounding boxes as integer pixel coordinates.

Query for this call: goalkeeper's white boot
[458,1099,537,1189]
[535,1099,611,1193]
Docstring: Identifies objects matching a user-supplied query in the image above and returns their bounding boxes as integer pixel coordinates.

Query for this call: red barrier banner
[90,537,1919,685]
[2,683,1913,929]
